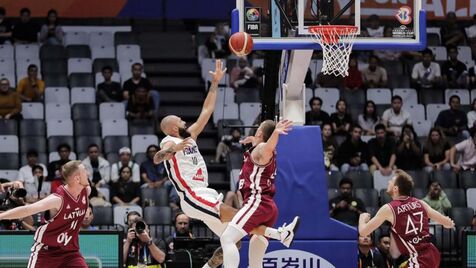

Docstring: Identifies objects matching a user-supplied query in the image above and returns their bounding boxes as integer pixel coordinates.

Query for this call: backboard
[231,0,426,50]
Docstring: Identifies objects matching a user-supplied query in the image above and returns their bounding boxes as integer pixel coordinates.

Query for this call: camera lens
[12,188,27,198]
[135,221,146,234]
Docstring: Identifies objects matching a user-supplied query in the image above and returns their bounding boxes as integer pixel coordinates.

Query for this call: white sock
[248,235,269,268]
[264,227,281,240]
[220,225,244,268]
[202,263,212,268]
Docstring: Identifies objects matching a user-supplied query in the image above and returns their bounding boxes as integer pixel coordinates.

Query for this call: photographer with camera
[124,216,166,268]
[0,180,35,230]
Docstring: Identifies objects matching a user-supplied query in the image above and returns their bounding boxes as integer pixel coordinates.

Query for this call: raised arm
[188,60,226,139]
[153,139,194,164]
[358,204,393,237]
[0,194,62,220]
[253,120,292,165]
[421,200,455,229]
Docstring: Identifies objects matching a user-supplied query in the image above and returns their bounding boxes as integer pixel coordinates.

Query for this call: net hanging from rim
[309,25,358,77]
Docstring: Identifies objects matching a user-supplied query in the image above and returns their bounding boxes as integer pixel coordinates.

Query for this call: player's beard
[179,127,191,138]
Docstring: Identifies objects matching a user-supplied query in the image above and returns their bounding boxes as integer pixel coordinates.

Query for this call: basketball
[228,32,253,56]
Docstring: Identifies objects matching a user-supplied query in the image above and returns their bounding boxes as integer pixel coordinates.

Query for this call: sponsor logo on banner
[395,6,412,25]
[245,7,261,37]
[263,249,335,268]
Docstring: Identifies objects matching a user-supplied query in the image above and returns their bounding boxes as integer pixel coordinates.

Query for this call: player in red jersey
[220,119,300,268]
[0,160,90,268]
[359,169,455,268]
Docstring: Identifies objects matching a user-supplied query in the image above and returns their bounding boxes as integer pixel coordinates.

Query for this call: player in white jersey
[154,60,299,268]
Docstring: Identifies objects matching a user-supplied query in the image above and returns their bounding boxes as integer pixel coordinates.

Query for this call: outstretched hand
[209,59,227,84]
[174,137,194,152]
[275,119,293,135]
[239,136,256,145]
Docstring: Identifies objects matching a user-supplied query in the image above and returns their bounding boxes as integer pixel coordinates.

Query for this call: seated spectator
[395,125,422,171]
[362,55,388,88]
[330,99,352,136]
[39,9,63,45]
[17,64,45,102]
[140,145,165,187]
[111,166,141,206]
[435,95,469,138]
[12,8,39,44]
[81,204,98,230]
[358,233,385,268]
[469,65,476,89]
[365,14,384,37]
[422,181,452,216]
[468,98,476,130]
[441,45,468,89]
[368,124,396,175]
[126,86,155,121]
[111,147,140,183]
[82,144,110,187]
[18,149,48,187]
[423,128,452,173]
[24,165,51,203]
[358,100,380,136]
[47,143,72,192]
[123,63,159,112]
[0,78,22,120]
[411,48,442,90]
[88,185,111,207]
[449,128,476,172]
[329,178,366,226]
[205,23,230,58]
[315,72,343,88]
[376,233,394,268]
[374,26,401,61]
[382,95,411,137]
[336,125,369,174]
[212,128,243,163]
[305,97,330,127]
[124,216,166,266]
[161,212,194,259]
[322,123,339,171]
[343,57,363,91]
[97,66,122,103]
[440,12,465,46]
[0,7,12,44]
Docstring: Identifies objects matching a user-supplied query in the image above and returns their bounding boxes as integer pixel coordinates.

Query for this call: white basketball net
[309,25,358,77]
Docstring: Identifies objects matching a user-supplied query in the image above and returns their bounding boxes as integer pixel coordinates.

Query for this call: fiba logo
[263,249,335,267]
[246,8,260,22]
[395,6,412,25]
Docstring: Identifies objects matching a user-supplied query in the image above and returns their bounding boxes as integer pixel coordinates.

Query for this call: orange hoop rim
[308,25,358,44]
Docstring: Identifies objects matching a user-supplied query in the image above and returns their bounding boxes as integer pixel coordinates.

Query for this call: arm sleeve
[411,64,419,79]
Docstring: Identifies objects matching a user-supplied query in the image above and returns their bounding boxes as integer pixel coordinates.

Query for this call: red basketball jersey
[388,196,432,256]
[238,147,276,201]
[34,185,88,251]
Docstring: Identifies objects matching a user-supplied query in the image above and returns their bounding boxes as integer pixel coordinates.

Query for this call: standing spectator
[82,144,110,187]
[46,143,71,192]
[0,78,22,120]
[449,128,476,172]
[39,9,63,45]
[230,57,254,89]
[440,12,465,46]
[111,166,141,206]
[212,128,243,164]
[381,95,411,137]
[395,125,422,171]
[305,97,330,127]
[357,233,386,268]
[16,64,45,102]
[411,48,442,90]
[24,165,51,203]
[362,55,388,88]
[330,99,352,136]
[336,125,369,174]
[423,128,452,173]
[441,45,468,89]
[375,233,393,268]
[322,123,339,171]
[329,178,366,226]
[0,7,12,44]
[368,124,396,175]
[358,100,380,136]
[343,57,363,91]
[11,8,39,44]
[422,181,452,216]
[18,149,48,185]
[205,23,229,58]
[111,147,140,183]
[122,63,159,112]
[97,66,122,103]
[365,14,384,37]
[435,95,469,139]
[468,98,476,130]
[126,86,155,121]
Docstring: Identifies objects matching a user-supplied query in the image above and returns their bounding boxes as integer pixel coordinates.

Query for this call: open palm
[275,119,293,135]
[209,59,227,84]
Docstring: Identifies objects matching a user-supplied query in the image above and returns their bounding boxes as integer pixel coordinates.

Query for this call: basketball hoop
[309,25,358,77]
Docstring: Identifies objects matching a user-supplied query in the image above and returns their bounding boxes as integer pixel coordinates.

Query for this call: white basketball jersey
[160,135,209,189]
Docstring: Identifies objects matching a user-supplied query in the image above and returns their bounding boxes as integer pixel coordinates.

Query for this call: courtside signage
[263,249,335,268]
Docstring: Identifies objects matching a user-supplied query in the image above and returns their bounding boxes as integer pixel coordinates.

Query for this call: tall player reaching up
[220,119,299,268]
[359,170,455,268]
[154,60,299,268]
[0,160,90,268]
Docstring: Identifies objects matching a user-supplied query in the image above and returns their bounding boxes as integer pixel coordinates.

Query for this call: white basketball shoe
[279,216,300,248]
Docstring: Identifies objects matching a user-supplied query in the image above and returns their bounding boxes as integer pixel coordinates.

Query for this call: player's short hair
[259,120,276,142]
[394,169,414,196]
[61,160,82,181]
